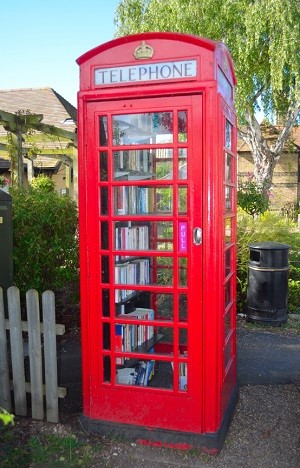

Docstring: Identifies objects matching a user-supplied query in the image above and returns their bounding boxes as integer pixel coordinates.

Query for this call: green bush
[288,280,300,313]
[237,179,269,217]
[30,174,55,193]
[12,187,78,295]
[237,210,300,312]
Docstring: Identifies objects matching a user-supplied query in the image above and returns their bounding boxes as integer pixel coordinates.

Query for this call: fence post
[0,287,11,412]
[42,290,59,423]
[26,289,44,420]
[7,286,27,416]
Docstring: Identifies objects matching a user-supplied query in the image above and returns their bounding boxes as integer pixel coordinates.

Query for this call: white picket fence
[0,286,67,423]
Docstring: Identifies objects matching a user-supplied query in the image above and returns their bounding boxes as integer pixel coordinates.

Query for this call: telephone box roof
[76,31,236,85]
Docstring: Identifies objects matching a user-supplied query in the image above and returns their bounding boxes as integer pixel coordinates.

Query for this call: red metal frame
[77,32,237,441]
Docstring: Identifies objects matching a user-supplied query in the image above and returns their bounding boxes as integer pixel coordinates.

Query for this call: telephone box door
[82,94,204,431]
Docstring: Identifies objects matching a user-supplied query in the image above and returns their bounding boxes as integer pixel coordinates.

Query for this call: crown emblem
[133,41,154,60]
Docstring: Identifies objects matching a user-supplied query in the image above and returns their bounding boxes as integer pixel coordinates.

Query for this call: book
[116,367,136,385]
[115,324,124,365]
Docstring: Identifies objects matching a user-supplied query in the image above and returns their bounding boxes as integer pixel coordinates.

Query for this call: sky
[0,0,120,107]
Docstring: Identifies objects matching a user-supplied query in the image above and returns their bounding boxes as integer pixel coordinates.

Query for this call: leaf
[0,408,15,426]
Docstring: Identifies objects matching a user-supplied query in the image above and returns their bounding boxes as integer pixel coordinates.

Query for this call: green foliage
[1,433,98,467]
[12,187,78,295]
[0,175,6,187]
[115,0,300,119]
[30,175,55,193]
[237,180,269,216]
[0,408,14,426]
[288,280,300,313]
[237,211,300,312]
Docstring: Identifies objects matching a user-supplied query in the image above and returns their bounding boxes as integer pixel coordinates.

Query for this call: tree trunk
[239,101,300,192]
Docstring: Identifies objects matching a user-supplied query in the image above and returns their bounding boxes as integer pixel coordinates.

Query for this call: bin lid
[0,189,12,202]
[249,241,290,250]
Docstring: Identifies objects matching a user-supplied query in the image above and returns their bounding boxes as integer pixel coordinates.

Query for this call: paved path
[58,325,300,412]
[57,326,300,466]
[237,327,300,385]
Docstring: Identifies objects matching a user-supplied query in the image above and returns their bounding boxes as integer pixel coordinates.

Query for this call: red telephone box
[77,32,237,452]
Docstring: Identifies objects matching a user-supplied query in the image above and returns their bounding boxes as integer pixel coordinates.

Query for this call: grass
[239,313,300,334]
[0,431,99,467]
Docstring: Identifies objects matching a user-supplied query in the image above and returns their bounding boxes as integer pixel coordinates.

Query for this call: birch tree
[115,0,300,190]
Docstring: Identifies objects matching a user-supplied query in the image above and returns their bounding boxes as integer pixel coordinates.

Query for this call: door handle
[193,227,202,245]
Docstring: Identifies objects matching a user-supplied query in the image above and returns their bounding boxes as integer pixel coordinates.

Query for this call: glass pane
[102,289,110,317]
[225,217,232,245]
[113,149,173,181]
[114,256,173,294]
[225,280,231,307]
[115,223,150,254]
[115,258,150,289]
[155,222,174,251]
[99,116,108,146]
[179,258,188,287]
[179,294,188,322]
[156,257,173,286]
[224,310,231,339]
[154,150,173,179]
[114,221,174,252]
[225,249,231,277]
[114,324,173,355]
[225,186,232,212]
[114,185,173,215]
[156,187,173,213]
[116,359,173,389]
[178,186,187,214]
[101,255,109,283]
[103,323,110,350]
[225,120,232,149]
[103,356,111,383]
[100,221,109,250]
[156,293,174,321]
[100,187,108,215]
[178,111,187,142]
[178,148,187,179]
[179,362,188,392]
[113,112,173,145]
[224,337,232,367]
[115,291,151,315]
[179,328,187,346]
[99,151,108,181]
[225,153,232,183]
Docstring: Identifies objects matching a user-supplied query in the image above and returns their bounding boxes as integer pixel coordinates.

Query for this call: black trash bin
[246,242,290,326]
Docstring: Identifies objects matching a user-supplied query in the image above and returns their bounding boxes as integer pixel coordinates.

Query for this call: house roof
[0,87,77,130]
[0,87,77,162]
[0,156,61,172]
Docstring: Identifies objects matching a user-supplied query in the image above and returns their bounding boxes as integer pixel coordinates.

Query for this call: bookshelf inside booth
[100,110,189,391]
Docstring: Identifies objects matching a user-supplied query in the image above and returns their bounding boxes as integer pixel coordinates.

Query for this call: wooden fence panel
[26,289,44,420]
[7,286,27,416]
[0,286,66,422]
[0,287,11,412]
[42,290,59,423]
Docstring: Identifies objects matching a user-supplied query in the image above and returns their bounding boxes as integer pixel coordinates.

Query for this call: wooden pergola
[0,109,78,199]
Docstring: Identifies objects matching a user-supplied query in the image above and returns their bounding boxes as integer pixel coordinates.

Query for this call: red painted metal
[77,32,237,441]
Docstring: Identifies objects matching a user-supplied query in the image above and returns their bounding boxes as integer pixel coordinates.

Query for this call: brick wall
[238,151,299,210]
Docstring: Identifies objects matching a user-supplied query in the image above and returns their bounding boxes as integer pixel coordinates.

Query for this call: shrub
[30,174,55,193]
[0,407,14,426]
[237,210,300,312]
[12,187,78,295]
[237,179,269,217]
